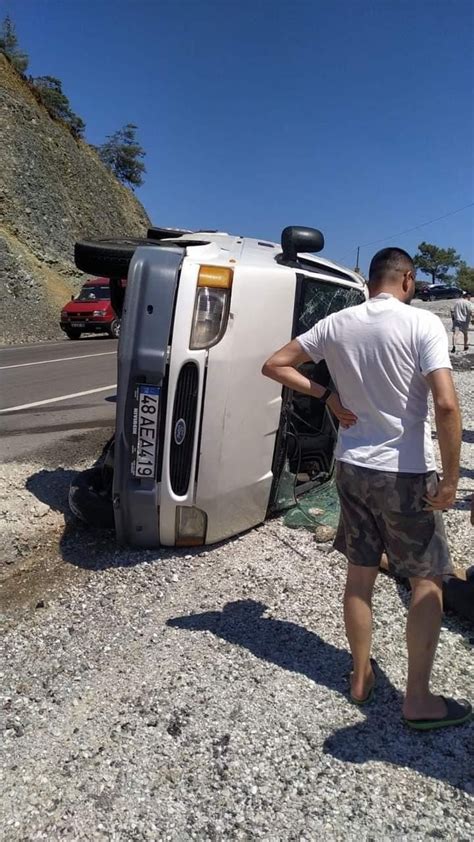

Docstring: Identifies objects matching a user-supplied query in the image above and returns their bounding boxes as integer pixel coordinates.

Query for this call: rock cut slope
[0,54,150,343]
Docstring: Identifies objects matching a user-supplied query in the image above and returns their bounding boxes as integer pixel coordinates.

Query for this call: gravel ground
[1,300,472,840]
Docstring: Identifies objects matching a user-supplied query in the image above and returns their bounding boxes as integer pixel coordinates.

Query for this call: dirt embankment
[0,54,150,343]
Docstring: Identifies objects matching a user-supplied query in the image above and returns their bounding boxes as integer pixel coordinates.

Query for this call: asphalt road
[0,337,118,464]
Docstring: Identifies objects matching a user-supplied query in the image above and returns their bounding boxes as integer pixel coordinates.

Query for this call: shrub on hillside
[29,76,86,138]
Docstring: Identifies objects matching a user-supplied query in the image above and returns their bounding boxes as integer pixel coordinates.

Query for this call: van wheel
[75,238,151,278]
[108,319,120,339]
[65,328,81,339]
[74,236,206,290]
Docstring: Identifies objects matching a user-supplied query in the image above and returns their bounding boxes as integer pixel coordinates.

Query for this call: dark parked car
[416,283,464,302]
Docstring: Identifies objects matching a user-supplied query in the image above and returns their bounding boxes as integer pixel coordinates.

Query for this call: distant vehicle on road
[416,283,464,302]
[60,277,124,339]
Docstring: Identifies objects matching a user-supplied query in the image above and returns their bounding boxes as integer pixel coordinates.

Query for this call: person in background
[450,292,472,352]
[262,247,471,731]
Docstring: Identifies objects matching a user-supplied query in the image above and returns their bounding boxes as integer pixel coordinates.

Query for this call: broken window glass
[270,279,366,530]
[296,276,365,334]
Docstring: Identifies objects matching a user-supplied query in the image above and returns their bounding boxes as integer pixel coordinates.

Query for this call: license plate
[131,384,160,478]
[71,321,86,327]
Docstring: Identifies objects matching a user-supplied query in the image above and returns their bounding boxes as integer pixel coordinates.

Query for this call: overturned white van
[70,226,366,547]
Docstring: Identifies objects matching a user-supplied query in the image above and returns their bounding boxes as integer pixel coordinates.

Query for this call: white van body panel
[72,228,367,548]
[157,236,366,545]
[195,261,297,542]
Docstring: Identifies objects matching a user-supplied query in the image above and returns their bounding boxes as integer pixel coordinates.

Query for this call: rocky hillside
[0,54,150,343]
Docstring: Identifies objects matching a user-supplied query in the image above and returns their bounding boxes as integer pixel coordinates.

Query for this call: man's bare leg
[344,564,378,699]
[403,575,446,720]
[462,329,469,351]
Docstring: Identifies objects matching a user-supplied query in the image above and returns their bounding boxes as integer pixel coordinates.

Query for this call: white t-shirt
[452,299,472,323]
[297,293,452,473]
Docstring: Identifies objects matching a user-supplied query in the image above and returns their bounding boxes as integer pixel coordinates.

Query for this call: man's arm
[425,368,462,509]
[262,339,358,429]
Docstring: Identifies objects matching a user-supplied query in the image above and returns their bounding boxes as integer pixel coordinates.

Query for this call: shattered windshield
[296,277,365,334]
[269,277,366,528]
[77,285,110,301]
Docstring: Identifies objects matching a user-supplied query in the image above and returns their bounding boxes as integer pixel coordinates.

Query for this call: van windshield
[77,285,110,302]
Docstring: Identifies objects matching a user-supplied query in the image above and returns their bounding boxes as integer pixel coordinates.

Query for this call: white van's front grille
[169,362,199,496]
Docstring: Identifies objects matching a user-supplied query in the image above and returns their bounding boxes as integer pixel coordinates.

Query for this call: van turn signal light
[197,265,233,289]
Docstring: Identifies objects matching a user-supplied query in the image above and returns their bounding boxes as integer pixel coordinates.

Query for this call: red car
[60,277,123,339]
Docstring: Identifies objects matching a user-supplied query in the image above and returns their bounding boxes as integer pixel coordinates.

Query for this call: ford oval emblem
[174,418,186,446]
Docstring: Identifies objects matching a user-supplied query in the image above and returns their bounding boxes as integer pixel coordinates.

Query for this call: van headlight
[189,265,233,350]
[175,506,207,546]
[93,309,107,317]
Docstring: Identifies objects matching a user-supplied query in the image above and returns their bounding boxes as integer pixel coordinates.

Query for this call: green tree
[456,261,474,294]
[31,76,85,137]
[0,15,29,73]
[98,124,146,188]
[67,113,86,138]
[413,241,461,285]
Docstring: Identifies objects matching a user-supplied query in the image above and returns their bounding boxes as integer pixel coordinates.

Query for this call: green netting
[271,464,298,512]
[283,476,340,531]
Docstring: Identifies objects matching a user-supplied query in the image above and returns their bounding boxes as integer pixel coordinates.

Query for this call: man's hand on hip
[326,392,358,429]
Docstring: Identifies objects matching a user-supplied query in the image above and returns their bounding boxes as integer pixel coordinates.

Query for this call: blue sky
[4,0,474,273]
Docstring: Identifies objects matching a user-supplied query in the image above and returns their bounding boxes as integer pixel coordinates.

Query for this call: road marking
[0,351,116,370]
[0,385,117,414]
[0,341,66,351]
[0,340,87,352]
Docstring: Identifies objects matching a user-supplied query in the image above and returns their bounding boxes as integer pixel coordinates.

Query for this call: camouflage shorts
[333,461,452,579]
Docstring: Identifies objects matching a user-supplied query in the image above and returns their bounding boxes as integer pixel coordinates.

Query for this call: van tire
[65,328,81,340]
[108,319,120,339]
[75,238,151,277]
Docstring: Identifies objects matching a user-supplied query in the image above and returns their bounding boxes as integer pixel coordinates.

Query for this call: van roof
[160,231,365,289]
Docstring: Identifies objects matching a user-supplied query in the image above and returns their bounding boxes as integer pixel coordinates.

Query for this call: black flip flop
[348,660,376,706]
[403,697,472,731]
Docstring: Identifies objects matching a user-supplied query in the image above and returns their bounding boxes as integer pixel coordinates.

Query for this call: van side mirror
[71,295,75,300]
[281,226,324,263]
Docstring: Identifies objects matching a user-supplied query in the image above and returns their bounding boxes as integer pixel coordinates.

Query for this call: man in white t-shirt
[262,247,471,730]
[450,293,472,352]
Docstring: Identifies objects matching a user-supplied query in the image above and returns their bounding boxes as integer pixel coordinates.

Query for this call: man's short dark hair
[368,247,415,286]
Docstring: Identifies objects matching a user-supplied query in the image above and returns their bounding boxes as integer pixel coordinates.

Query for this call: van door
[269,276,365,511]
